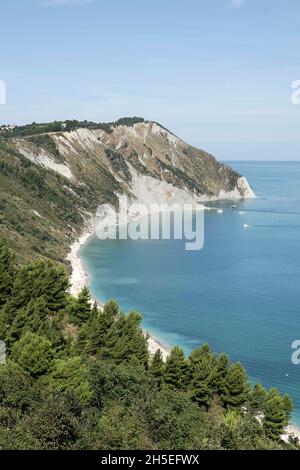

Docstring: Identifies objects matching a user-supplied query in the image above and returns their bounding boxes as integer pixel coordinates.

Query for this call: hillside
[0,118,254,265]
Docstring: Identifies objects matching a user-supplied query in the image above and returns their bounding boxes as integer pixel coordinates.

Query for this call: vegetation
[0,116,242,269]
[0,239,297,450]
[0,133,121,265]
[0,117,146,139]
[28,134,62,160]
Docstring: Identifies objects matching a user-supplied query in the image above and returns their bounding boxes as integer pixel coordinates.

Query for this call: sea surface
[80,161,300,425]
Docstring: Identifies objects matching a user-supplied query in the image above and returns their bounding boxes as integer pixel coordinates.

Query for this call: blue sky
[1,0,300,160]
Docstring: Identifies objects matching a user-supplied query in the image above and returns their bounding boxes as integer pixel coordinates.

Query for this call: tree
[7,296,49,346]
[164,347,188,390]
[219,409,264,450]
[149,350,164,387]
[95,402,151,450]
[189,344,212,367]
[283,394,293,419]
[263,388,288,440]
[189,344,213,378]
[0,361,37,412]
[222,363,249,409]
[84,300,119,355]
[211,353,229,396]
[109,312,149,368]
[22,397,88,450]
[43,357,93,406]
[250,383,267,413]
[101,315,124,359]
[146,387,208,450]
[90,361,150,410]
[3,259,68,325]
[190,358,213,409]
[38,316,65,352]
[11,332,54,377]
[102,300,120,318]
[71,287,92,325]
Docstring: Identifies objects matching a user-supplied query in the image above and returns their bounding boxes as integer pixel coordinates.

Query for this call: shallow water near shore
[80,161,300,426]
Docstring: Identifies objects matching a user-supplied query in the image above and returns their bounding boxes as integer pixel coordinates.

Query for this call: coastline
[66,225,299,442]
[67,229,94,299]
[281,425,300,444]
[67,227,170,361]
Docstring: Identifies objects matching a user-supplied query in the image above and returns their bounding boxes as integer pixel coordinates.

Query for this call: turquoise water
[80,162,300,425]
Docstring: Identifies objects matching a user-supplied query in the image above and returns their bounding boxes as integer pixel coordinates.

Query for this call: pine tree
[250,383,267,413]
[85,301,119,355]
[222,363,250,409]
[263,388,287,439]
[6,296,49,347]
[39,316,65,352]
[149,350,164,387]
[282,394,293,425]
[3,259,68,324]
[126,312,149,368]
[6,307,28,346]
[102,300,120,318]
[91,302,99,317]
[11,331,54,377]
[190,357,213,409]
[164,347,188,390]
[74,322,90,354]
[189,344,213,373]
[283,394,293,415]
[211,352,229,396]
[107,311,149,368]
[101,315,124,360]
[44,357,93,406]
[71,287,92,325]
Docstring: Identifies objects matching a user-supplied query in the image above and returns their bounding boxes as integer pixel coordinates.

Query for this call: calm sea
[80,161,300,425]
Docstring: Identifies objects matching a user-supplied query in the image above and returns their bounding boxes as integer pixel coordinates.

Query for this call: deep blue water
[80,162,300,425]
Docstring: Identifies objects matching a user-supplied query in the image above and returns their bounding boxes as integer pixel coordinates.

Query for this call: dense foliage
[0,117,146,138]
[0,240,298,450]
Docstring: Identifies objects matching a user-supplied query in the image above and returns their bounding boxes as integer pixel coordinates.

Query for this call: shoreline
[67,227,170,361]
[281,425,300,444]
[66,225,300,442]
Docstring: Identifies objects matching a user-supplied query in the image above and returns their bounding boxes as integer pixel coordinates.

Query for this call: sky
[1,0,300,160]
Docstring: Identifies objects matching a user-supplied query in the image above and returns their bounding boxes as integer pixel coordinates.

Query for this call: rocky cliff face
[0,120,255,264]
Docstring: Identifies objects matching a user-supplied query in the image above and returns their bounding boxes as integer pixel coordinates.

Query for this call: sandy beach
[67,228,170,360]
[67,229,94,298]
[281,425,300,444]
[147,333,170,361]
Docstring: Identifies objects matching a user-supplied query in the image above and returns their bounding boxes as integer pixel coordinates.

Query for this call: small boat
[230,204,237,209]
[217,209,223,214]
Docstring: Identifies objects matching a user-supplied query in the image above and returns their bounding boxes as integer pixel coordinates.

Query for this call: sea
[80,161,300,426]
